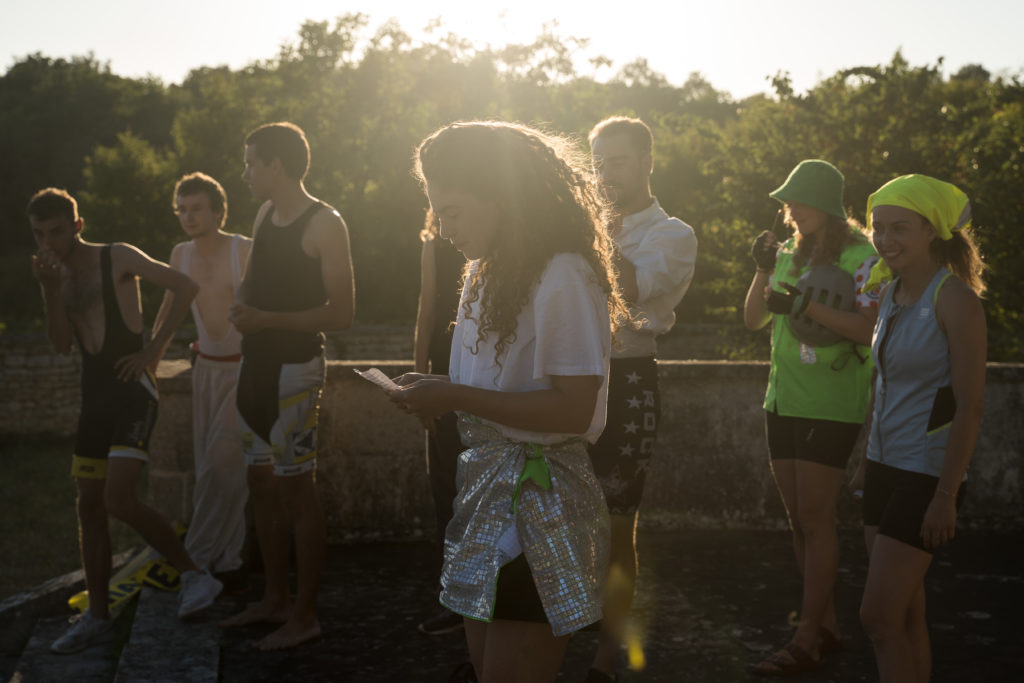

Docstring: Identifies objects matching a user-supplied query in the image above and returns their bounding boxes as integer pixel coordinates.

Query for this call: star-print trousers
[587,355,660,514]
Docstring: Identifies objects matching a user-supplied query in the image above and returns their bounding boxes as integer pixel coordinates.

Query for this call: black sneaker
[418,608,464,635]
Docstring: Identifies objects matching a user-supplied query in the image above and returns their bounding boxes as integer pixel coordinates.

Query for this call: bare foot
[219,601,290,628]
[254,616,321,651]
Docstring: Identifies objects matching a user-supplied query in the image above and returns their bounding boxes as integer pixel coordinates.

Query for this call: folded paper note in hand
[354,367,400,394]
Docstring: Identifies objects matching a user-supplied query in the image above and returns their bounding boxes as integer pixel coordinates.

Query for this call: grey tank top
[867,267,957,477]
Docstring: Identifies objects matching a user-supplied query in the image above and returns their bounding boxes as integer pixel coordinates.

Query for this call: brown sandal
[752,642,822,677]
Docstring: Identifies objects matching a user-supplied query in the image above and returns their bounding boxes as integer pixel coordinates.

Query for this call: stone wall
[144,360,1024,541]
[0,323,752,436]
[647,362,1024,530]
[0,334,81,436]
[3,332,1019,536]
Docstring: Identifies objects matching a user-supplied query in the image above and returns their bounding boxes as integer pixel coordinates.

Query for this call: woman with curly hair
[391,121,628,683]
[744,160,880,675]
[858,175,986,682]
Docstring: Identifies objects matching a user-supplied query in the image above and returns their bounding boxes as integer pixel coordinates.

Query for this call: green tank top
[763,235,877,423]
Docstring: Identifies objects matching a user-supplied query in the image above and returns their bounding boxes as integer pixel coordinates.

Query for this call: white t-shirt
[449,252,611,444]
[614,198,698,357]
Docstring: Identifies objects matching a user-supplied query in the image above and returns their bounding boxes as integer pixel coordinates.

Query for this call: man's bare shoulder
[168,241,188,268]
[101,243,151,287]
[73,240,107,257]
[109,241,149,267]
[62,241,103,276]
[305,204,350,263]
[110,242,176,282]
[311,202,346,229]
[307,203,348,240]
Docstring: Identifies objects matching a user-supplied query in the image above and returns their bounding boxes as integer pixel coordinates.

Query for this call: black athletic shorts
[491,553,548,624]
[765,410,862,470]
[588,356,660,515]
[72,370,159,478]
[863,459,965,553]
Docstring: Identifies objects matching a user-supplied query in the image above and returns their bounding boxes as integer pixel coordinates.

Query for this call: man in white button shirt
[584,117,698,683]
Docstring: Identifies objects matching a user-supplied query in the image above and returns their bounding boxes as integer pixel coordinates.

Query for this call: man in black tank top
[221,122,355,651]
[28,188,225,653]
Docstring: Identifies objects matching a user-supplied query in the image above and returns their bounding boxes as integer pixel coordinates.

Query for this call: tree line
[2,14,1021,359]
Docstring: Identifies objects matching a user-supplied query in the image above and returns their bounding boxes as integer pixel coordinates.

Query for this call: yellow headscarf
[863,174,972,292]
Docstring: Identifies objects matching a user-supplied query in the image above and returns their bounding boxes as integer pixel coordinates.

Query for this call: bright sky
[4,0,1021,99]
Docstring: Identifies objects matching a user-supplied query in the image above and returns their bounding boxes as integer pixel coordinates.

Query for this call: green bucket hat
[769,159,847,219]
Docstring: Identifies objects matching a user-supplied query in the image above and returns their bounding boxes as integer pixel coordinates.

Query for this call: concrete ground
[4,527,1022,682]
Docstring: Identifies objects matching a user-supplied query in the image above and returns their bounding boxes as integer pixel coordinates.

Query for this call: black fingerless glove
[750,231,779,272]
[766,282,810,315]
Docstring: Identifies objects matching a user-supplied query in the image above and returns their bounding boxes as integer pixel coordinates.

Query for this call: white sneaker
[177,570,223,619]
[50,611,114,654]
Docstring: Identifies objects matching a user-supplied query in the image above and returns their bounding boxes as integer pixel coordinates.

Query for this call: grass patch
[0,434,138,601]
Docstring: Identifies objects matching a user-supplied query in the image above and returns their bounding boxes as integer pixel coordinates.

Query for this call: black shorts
[588,356,660,515]
[863,459,965,553]
[73,371,159,478]
[492,553,547,624]
[765,411,862,470]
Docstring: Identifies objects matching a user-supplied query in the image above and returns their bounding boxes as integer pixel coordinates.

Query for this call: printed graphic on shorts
[122,396,158,449]
[271,386,320,476]
[588,358,660,514]
[238,355,324,474]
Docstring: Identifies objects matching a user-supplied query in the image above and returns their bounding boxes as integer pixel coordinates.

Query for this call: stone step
[114,586,219,683]
[8,611,129,683]
[0,547,137,654]
[0,548,138,682]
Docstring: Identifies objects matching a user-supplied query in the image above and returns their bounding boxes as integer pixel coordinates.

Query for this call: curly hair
[931,228,986,296]
[413,121,629,366]
[418,207,440,242]
[788,211,870,274]
[174,172,228,228]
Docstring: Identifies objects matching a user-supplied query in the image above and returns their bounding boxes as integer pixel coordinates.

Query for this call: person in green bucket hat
[770,159,849,220]
[744,159,881,675]
[856,174,986,683]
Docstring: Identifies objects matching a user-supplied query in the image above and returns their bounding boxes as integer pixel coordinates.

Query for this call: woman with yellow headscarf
[856,174,986,682]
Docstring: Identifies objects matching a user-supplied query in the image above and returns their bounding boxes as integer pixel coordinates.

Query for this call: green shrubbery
[2,16,1021,358]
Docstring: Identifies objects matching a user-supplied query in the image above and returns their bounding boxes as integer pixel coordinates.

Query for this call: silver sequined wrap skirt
[440,416,610,636]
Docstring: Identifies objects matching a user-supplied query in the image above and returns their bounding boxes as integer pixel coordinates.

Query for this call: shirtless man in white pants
[153,172,252,584]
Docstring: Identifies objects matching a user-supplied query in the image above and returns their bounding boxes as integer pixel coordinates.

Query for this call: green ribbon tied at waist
[511,443,552,515]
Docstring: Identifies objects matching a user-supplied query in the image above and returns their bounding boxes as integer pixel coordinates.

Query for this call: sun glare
[414,2,545,47]
[5,0,1023,98]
